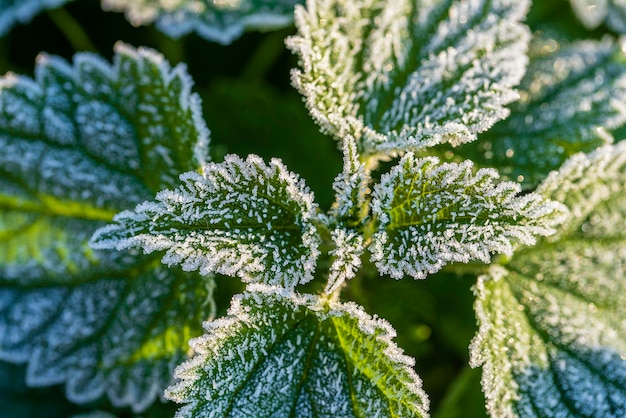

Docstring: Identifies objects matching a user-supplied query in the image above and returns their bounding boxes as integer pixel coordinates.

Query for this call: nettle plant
[1,0,626,417]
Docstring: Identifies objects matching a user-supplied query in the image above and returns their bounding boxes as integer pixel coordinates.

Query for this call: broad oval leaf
[447,35,626,186]
[165,284,429,418]
[470,142,626,417]
[91,154,321,289]
[369,153,567,279]
[101,0,301,45]
[0,44,213,411]
[0,0,71,37]
[570,0,626,32]
[287,0,530,159]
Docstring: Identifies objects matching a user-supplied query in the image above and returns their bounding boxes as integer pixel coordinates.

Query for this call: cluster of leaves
[0,0,625,417]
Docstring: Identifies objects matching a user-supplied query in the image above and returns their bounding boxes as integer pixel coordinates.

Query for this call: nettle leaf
[287,0,530,158]
[91,154,321,289]
[449,35,626,186]
[101,0,301,45]
[165,284,429,418]
[0,44,213,411]
[0,0,72,37]
[325,228,364,294]
[470,142,626,417]
[570,0,626,32]
[369,153,567,280]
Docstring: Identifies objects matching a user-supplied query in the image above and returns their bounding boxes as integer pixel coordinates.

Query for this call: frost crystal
[102,0,301,44]
[166,284,429,418]
[0,44,213,411]
[471,142,626,417]
[453,35,626,186]
[370,153,567,279]
[570,0,626,32]
[0,0,70,36]
[91,154,321,289]
[288,0,530,159]
[325,228,364,294]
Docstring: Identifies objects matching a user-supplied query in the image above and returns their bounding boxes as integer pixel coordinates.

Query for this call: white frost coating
[538,141,626,237]
[369,153,567,279]
[329,135,370,222]
[91,154,321,289]
[471,142,626,417]
[570,0,626,32]
[288,0,531,159]
[102,0,300,44]
[325,228,364,294]
[0,0,70,36]
[166,284,429,417]
[0,44,213,412]
[461,35,626,186]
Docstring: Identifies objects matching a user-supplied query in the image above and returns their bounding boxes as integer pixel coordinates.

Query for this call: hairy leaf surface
[449,36,626,186]
[91,154,321,289]
[166,284,429,418]
[471,142,626,417]
[287,0,530,158]
[370,153,567,279]
[102,0,301,45]
[0,0,71,36]
[570,0,626,32]
[0,44,212,411]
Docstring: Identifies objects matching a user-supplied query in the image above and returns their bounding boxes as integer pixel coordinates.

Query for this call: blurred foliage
[0,0,622,417]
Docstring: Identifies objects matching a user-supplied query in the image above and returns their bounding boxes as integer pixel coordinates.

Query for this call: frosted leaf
[470,143,626,417]
[101,0,301,45]
[91,154,321,289]
[165,284,429,418]
[287,0,530,159]
[0,0,71,36]
[450,35,626,186]
[329,135,370,225]
[0,45,213,411]
[325,228,364,294]
[369,153,567,279]
[570,0,626,32]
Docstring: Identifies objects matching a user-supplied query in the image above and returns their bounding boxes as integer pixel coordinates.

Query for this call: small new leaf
[0,44,212,411]
[0,0,70,36]
[288,0,530,158]
[91,154,321,289]
[370,153,567,279]
[102,0,301,45]
[326,228,364,295]
[166,284,429,418]
[450,35,626,186]
[471,142,626,417]
[570,0,626,32]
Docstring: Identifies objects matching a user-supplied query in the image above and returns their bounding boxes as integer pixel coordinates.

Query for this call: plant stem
[241,28,292,81]
[47,7,98,53]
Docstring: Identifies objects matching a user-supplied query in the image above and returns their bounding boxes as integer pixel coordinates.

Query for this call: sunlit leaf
[92,154,321,289]
[287,0,531,159]
[447,35,626,186]
[0,44,213,411]
[166,284,429,418]
[470,142,626,417]
[102,0,302,45]
[369,153,567,279]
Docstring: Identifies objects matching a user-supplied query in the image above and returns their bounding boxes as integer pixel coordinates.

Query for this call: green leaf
[447,35,626,186]
[369,153,567,279]
[91,154,321,289]
[287,0,531,159]
[101,0,302,45]
[570,0,626,32]
[326,227,364,294]
[0,44,213,411]
[0,0,72,36]
[470,142,626,417]
[165,284,429,418]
